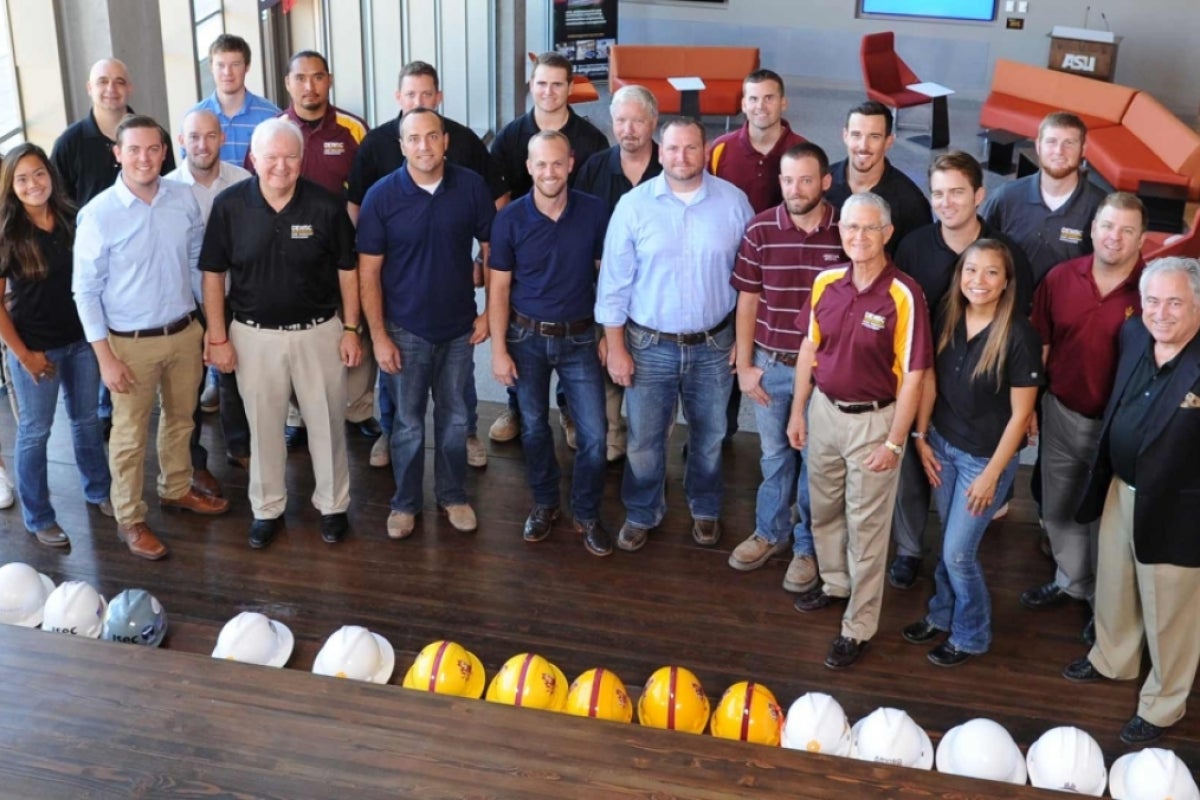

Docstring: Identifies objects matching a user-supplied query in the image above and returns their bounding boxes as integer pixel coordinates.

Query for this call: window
[0,4,24,153]
[194,0,225,98]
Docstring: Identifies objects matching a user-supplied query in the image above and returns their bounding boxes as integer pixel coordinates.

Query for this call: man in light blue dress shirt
[74,115,230,562]
[190,34,280,166]
[595,117,753,553]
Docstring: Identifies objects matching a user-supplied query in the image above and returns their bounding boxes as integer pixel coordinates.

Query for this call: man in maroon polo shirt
[1023,193,1147,638]
[728,142,845,595]
[786,192,932,670]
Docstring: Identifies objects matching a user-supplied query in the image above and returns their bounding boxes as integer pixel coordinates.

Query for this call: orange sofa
[608,45,760,116]
[980,59,1200,201]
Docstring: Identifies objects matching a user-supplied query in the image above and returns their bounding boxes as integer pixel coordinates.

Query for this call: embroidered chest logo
[291,224,314,239]
[323,141,345,157]
[1059,227,1083,244]
[861,311,886,331]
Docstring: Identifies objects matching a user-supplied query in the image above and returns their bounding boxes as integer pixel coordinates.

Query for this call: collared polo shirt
[73,177,203,342]
[347,112,507,206]
[1031,254,1143,418]
[490,190,606,323]
[51,108,177,207]
[981,172,1107,285]
[199,178,354,327]
[245,105,367,197]
[731,201,844,353]
[574,142,662,220]
[165,160,252,223]
[827,158,931,257]
[595,172,754,333]
[1108,339,1177,487]
[192,90,281,165]
[357,162,494,344]
[490,107,609,200]
[707,120,806,213]
[800,260,933,404]
[893,218,1035,316]
[932,314,1043,458]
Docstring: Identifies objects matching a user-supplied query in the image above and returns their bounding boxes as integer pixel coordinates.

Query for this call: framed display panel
[858,0,997,22]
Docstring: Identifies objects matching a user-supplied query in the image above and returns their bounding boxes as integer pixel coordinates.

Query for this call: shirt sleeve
[185,191,205,304]
[488,206,516,272]
[900,280,934,372]
[333,205,357,270]
[72,204,110,343]
[355,184,387,256]
[346,138,374,206]
[50,134,78,205]
[199,198,232,273]
[473,178,496,244]
[595,195,638,327]
[1030,278,1052,345]
[1005,318,1045,388]
[731,224,765,293]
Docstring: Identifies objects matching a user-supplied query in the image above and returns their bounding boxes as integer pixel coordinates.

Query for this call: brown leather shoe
[191,468,223,498]
[161,487,230,515]
[116,522,168,560]
[691,518,721,546]
[227,454,250,471]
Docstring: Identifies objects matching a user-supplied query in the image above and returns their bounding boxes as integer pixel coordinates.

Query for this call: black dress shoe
[825,635,868,669]
[284,425,307,450]
[522,505,560,543]
[249,517,281,549]
[617,521,650,552]
[1120,715,1166,745]
[902,619,944,644]
[321,513,349,543]
[887,555,921,589]
[1062,656,1103,683]
[793,588,845,613]
[927,641,972,667]
[1021,581,1069,610]
[1082,615,1096,646]
[351,417,383,438]
[577,518,613,557]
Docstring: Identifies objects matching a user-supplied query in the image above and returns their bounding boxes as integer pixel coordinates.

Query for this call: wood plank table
[0,626,1073,799]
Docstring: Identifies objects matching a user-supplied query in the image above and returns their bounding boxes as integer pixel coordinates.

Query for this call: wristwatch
[884,440,904,456]
[343,323,363,335]
[910,431,927,440]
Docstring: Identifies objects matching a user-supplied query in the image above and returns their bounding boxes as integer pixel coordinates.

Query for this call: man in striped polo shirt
[191,34,280,166]
[728,142,844,595]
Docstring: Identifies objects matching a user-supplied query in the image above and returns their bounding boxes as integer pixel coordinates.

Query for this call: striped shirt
[192,91,281,165]
[731,201,844,353]
[800,261,932,403]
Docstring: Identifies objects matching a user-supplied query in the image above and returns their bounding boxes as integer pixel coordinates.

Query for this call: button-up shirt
[191,90,281,165]
[165,160,252,223]
[595,172,753,333]
[73,177,205,342]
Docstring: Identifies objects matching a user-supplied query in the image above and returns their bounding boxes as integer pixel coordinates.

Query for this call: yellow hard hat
[402,640,486,699]
[710,681,784,745]
[485,653,568,711]
[565,668,633,723]
[636,665,710,734]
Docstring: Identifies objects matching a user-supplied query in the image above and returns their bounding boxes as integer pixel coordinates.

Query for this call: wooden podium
[1048,26,1120,82]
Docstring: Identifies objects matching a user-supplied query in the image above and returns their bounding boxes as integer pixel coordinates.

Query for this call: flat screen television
[859,0,997,22]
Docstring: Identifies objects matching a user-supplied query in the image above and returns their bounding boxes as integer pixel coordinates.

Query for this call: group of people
[0,37,1197,748]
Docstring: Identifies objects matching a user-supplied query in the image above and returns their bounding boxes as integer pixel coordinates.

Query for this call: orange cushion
[1120,93,1200,176]
[988,59,1134,124]
[980,94,1120,139]
[1087,126,1195,198]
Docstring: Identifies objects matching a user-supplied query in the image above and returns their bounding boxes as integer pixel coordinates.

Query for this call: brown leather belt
[630,315,731,345]
[512,310,593,337]
[833,398,895,415]
[760,347,799,367]
[109,312,196,339]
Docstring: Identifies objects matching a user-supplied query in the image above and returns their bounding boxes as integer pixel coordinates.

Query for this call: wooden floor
[0,398,1196,797]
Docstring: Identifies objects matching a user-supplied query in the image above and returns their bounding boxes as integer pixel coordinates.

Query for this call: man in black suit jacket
[1063,256,1200,746]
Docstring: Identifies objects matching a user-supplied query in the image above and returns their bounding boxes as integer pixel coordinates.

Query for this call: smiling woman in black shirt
[0,144,111,547]
[901,239,1042,667]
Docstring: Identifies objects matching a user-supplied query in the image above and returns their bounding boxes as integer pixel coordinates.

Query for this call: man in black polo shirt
[826,101,929,257]
[201,117,362,550]
[487,52,609,445]
[886,151,1034,590]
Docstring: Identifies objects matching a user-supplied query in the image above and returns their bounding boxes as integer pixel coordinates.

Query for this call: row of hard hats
[0,563,168,646]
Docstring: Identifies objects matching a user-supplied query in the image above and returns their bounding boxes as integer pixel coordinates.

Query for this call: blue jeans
[622,320,734,527]
[751,348,813,556]
[381,365,476,438]
[508,321,606,521]
[925,429,1019,653]
[7,341,110,532]
[384,325,472,513]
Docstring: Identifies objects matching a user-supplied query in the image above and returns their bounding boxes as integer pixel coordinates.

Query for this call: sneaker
[782,554,819,593]
[1020,581,1069,610]
[728,533,789,572]
[466,435,488,468]
[887,555,921,590]
[825,635,868,669]
[442,503,477,532]
[387,511,416,540]
[560,410,577,450]
[369,435,391,468]
[199,376,219,413]
[489,409,520,442]
[0,467,12,509]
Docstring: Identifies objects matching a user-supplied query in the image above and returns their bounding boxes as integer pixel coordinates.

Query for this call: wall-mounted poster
[553,0,618,79]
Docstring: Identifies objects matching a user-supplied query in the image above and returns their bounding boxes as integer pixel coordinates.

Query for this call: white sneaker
[369,435,390,468]
[0,467,13,509]
[466,435,488,468]
[387,511,416,540]
[488,408,520,442]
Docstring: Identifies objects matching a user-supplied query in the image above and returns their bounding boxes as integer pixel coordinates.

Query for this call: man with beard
[595,118,753,553]
[826,101,930,256]
[488,131,610,555]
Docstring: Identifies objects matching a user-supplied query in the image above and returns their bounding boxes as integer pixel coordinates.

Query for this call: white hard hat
[782,692,852,756]
[42,580,107,638]
[1026,726,1107,795]
[312,625,394,684]
[212,611,294,668]
[102,588,168,646]
[0,562,55,628]
[1109,748,1200,800]
[936,718,1027,784]
[850,708,934,770]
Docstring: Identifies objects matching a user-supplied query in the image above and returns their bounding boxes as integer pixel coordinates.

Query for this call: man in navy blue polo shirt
[488,131,610,556]
[358,108,495,540]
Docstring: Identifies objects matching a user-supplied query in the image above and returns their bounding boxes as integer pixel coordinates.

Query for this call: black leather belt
[109,312,196,339]
[631,315,731,345]
[760,347,799,367]
[833,398,895,414]
[233,312,334,331]
[513,310,594,337]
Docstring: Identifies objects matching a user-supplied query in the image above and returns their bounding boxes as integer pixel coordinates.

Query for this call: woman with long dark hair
[901,239,1041,666]
[0,143,111,547]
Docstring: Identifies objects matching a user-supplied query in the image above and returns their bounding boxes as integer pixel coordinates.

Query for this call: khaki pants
[1089,477,1200,727]
[287,325,377,426]
[807,387,901,642]
[107,319,204,524]
[233,318,350,519]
